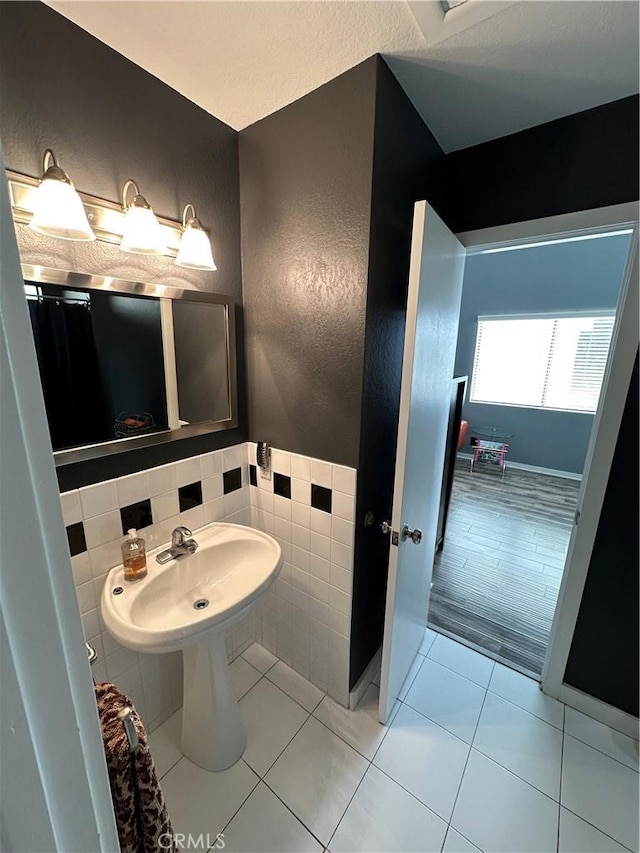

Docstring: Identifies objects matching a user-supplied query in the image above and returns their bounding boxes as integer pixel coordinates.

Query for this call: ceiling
[47,0,639,152]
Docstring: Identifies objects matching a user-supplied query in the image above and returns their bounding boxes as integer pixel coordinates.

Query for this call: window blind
[470,315,615,413]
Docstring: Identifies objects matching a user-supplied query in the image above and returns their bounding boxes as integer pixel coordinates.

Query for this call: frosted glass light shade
[120,205,165,254]
[29,177,95,241]
[175,224,217,271]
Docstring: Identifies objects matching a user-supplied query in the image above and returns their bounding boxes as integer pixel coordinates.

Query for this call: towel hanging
[95,682,175,853]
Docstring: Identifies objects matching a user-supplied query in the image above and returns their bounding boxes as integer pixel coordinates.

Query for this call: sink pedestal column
[181,630,247,771]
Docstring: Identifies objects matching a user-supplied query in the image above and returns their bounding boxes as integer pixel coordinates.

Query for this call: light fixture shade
[29,156,95,241]
[120,204,165,255]
[175,216,217,271]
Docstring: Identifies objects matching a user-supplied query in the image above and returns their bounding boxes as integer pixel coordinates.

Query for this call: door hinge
[574,508,581,526]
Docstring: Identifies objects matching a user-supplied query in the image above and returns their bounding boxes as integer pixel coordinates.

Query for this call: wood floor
[428,460,581,677]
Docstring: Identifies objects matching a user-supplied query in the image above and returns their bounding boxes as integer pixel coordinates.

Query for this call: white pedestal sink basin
[101,522,282,771]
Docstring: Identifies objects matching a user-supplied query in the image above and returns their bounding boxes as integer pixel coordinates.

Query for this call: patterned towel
[95,682,175,853]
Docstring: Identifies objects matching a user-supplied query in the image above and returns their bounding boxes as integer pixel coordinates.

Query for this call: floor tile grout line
[558,803,636,853]
[556,705,566,853]
[215,759,261,844]
[562,729,640,774]
[259,772,329,850]
[484,686,564,730]
[446,674,492,837]
[325,750,373,851]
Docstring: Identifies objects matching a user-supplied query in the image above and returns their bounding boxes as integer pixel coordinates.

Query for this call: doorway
[428,224,636,677]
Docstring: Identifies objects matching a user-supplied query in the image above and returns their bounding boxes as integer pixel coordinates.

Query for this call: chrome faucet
[156,526,199,564]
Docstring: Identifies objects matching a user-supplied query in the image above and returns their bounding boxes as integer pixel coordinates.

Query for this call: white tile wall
[247,443,355,706]
[63,441,356,730]
[61,445,252,732]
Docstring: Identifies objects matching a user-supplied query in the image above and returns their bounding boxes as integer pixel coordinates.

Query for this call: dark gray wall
[564,353,639,717]
[350,57,447,687]
[455,234,632,473]
[0,2,246,488]
[239,59,378,466]
[445,96,639,233]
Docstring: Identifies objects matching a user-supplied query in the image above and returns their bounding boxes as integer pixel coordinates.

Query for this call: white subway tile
[291,566,310,594]
[309,575,331,604]
[306,596,330,626]
[332,491,356,522]
[291,501,310,528]
[290,454,311,481]
[76,580,96,614]
[330,564,353,594]
[310,507,332,536]
[271,448,291,475]
[309,531,331,560]
[332,516,354,547]
[273,494,292,521]
[81,608,100,640]
[309,553,331,583]
[330,587,351,617]
[174,456,202,487]
[151,491,179,523]
[223,444,243,471]
[116,472,149,508]
[200,451,222,478]
[202,475,224,503]
[329,608,351,639]
[273,516,291,542]
[256,488,274,513]
[224,488,248,517]
[291,523,310,550]
[309,654,329,692]
[89,539,122,577]
[331,540,353,571]
[60,490,81,526]
[84,510,123,549]
[181,505,204,531]
[290,545,310,572]
[226,507,251,526]
[245,442,257,468]
[332,465,356,496]
[203,498,225,524]
[70,552,92,586]
[291,478,310,505]
[147,464,177,497]
[311,459,332,488]
[80,480,118,519]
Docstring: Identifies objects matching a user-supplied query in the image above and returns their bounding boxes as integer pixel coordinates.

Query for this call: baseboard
[457,453,582,481]
[558,683,639,740]
[349,647,382,710]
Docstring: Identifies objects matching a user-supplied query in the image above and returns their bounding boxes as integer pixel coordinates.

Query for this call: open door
[378,201,466,723]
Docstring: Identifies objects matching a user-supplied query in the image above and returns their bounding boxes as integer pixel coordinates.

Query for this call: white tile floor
[150,634,639,853]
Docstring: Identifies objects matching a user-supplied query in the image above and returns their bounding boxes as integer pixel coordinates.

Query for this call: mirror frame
[22,263,239,472]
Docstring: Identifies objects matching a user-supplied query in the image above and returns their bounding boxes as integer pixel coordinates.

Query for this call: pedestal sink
[101,522,282,771]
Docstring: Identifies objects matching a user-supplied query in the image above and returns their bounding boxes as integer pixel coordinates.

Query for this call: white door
[0,149,119,849]
[378,201,466,723]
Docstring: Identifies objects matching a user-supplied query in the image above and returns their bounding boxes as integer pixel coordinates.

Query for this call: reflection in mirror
[173,301,230,425]
[22,268,237,457]
[25,282,168,451]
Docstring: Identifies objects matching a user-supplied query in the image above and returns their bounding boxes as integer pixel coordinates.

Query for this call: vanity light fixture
[120,179,165,255]
[29,149,95,241]
[175,204,217,271]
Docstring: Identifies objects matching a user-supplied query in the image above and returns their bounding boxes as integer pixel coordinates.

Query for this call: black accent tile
[311,484,332,514]
[179,481,203,512]
[66,521,87,556]
[249,464,257,487]
[223,467,242,494]
[120,499,153,534]
[273,472,291,499]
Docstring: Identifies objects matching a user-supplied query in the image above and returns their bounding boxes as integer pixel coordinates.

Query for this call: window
[470,315,615,413]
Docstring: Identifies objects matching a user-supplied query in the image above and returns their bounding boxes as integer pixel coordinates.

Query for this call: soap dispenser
[121,528,147,581]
